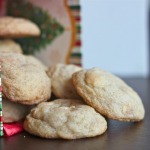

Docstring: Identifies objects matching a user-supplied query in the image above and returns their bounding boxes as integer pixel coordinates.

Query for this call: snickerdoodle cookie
[0,39,22,53]
[0,17,40,38]
[0,53,47,71]
[24,99,107,139]
[47,64,82,99]
[2,62,51,105]
[3,98,34,123]
[72,68,145,122]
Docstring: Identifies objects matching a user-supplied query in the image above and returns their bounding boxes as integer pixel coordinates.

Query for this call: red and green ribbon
[0,65,3,136]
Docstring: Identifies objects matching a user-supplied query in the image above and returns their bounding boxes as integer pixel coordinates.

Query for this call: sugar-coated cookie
[47,64,82,99]
[0,17,40,38]
[0,53,47,71]
[3,98,34,123]
[0,39,23,53]
[2,62,51,105]
[24,99,107,139]
[72,68,145,122]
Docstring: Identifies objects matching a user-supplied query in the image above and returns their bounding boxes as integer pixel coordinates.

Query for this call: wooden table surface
[0,78,150,150]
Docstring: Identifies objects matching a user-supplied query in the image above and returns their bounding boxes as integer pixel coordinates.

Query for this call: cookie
[0,17,40,38]
[3,98,34,123]
[72,68,145,122]
[0,39,23,53]
[47,64,82,99]
[24,99,107,139]
[0,53,47,71]
[2,62,51,105]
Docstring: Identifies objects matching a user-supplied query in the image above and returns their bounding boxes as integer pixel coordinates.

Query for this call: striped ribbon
[68,0,82,66]
[0,65,3,136]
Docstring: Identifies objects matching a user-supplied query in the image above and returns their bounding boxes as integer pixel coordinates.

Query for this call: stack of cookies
[24,64,145,139]
[0,16,145,140]
[1,52,51,121]
[0,16,40,54]
[0,16,50,123]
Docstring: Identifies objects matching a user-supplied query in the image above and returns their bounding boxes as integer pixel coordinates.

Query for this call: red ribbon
[3,122,24,136]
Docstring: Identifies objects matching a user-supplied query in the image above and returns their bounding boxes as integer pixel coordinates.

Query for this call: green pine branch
[7,0,64,54]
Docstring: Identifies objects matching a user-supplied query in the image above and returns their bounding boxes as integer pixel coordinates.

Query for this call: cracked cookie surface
[72,68,145,122]
[24,99,107,139]
[2,61,51,105]
[47,64,82,99]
